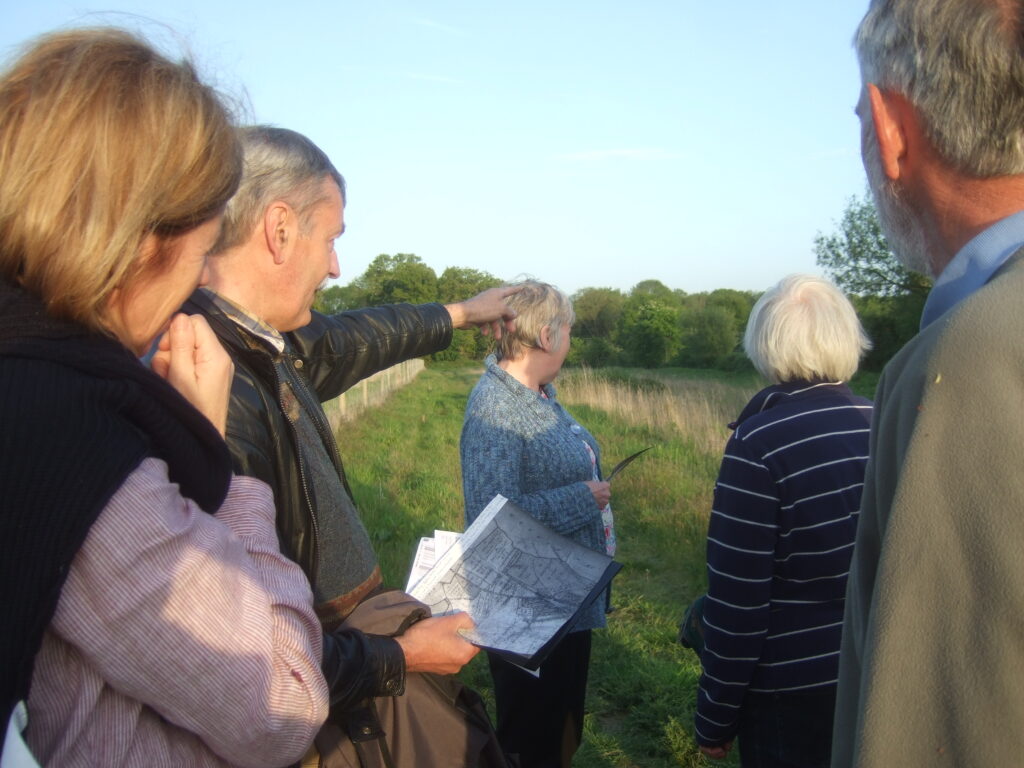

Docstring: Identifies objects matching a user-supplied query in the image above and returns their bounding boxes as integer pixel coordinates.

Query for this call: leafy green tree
[564,336,586,367]
[852,293,926,371]
[706,288,758,329]
[436,266,501,304]
[572,287,625,339]
[814,191,931,299]
[814,192,932,370]
[362,253,438,306]
[313,283,364,314]
[678,305,737,368]
[617,299,681,368]
[433,266,502,362]
[630,279,679,306]
[580,336,619,367]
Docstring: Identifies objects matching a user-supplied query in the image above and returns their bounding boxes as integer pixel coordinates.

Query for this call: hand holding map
[407,495,621,669]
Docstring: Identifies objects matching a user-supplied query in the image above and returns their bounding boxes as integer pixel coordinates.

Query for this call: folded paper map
[408,494,622,669]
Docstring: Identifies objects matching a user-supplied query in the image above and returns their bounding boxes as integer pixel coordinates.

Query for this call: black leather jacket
[184,291,453,709]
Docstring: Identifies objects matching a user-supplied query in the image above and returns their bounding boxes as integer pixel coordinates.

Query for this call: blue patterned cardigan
[459,355,608,631]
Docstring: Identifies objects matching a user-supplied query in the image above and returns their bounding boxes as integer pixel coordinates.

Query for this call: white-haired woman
[460,280,611,768]
[694,275,873,768]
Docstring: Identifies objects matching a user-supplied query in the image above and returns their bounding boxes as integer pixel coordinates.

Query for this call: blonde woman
[0,29,327,766]
[460,279,612,768]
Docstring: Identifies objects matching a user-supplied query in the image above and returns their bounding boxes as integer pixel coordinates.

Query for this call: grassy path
[340,364,759,767]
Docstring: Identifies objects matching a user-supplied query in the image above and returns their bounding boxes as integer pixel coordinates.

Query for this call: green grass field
[339,364,875,767]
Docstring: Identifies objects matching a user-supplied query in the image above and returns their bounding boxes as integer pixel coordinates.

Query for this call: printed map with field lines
[409,495,619,665]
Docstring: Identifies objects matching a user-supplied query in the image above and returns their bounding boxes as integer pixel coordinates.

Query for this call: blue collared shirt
[920,210,1024,329]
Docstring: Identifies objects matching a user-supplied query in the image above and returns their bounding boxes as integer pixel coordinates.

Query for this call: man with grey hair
[834,1,1024,765]
[183,125,517,764]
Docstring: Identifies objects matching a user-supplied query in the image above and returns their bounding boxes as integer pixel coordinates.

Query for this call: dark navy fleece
[695,381,872,746]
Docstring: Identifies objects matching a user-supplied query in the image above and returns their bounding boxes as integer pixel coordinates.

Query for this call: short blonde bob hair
[0,28,242,331]
[494,279,574,361]
[743,274,871,384]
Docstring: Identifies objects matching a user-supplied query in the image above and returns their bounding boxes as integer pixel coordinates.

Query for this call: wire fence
[321,358,426,431]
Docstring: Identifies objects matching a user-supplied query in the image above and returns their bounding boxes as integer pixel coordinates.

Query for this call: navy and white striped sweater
[695,381,872,746]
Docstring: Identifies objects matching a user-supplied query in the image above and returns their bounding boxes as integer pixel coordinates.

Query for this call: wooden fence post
[326,359,426,424]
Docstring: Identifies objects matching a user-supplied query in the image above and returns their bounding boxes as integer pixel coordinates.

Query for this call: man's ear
[263,202,293,265]
[867,83,908,181]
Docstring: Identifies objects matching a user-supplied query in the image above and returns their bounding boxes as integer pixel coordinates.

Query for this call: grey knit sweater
[459,355,608,631]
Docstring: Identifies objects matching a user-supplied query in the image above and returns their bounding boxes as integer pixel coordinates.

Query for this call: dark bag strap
[344,700,394,768]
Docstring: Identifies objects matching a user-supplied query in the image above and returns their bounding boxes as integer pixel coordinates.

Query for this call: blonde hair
[743,274,872,384]
[495,279,575,361]
[0,27,241,331]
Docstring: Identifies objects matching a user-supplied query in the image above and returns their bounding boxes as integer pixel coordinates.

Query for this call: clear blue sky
[5,1,870,297]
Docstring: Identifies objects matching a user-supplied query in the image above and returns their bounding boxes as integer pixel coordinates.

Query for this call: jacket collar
[730,380,851,429]
[184,288,280,358]
[194,287,286,354]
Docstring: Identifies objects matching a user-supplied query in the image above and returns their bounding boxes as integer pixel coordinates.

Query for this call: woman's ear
[137,232,161,265]
[538,325,553,352]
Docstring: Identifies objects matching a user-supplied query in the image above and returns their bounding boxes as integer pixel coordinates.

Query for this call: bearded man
[833,1,1024,765]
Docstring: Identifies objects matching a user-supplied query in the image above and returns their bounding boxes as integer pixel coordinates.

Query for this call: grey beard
[863,127,935,278]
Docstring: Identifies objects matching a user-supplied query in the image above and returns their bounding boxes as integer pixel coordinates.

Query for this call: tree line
[316,191,931,373]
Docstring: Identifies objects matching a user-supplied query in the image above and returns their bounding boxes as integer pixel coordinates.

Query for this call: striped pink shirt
[25,457,329,767]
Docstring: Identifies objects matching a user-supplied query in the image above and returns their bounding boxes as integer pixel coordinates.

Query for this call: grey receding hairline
[855,0,1024,177]
[215,124,346,252]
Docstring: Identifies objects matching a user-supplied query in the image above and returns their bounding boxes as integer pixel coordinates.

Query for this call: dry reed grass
[558,366,757,457]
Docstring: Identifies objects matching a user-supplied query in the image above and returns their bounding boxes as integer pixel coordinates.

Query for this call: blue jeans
[736,688,836,768]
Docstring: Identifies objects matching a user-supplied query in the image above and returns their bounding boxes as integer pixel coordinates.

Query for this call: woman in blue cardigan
[460,280,611,768]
